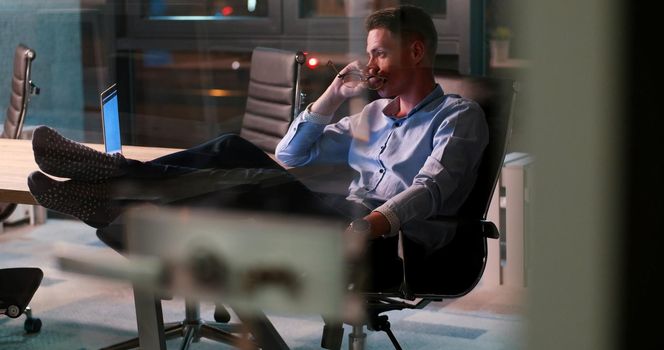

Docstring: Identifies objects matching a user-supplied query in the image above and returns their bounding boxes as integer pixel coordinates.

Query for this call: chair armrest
[428,216,500,239]
[481,220,500,239]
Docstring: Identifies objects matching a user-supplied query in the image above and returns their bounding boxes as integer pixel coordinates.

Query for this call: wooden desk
[0,139,181,205]
[0,138,187,349]
[1,138,338,349]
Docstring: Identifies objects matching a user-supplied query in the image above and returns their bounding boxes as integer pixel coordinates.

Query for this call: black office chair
[0,268,43,333]
[0,43,43,334]
[240,46,306,155]
[320,71,518,350]
[95,46,305,350]
[1,43,40,222]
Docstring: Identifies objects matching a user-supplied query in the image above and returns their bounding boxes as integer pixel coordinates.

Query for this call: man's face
[365,28,417,98]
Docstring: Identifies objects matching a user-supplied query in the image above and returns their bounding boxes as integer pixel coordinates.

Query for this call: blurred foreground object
[58,206,359,320]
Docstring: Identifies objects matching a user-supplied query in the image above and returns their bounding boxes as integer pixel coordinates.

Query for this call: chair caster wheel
[214,304,231,323]
[6,304,21,318]
[24,317,42,333]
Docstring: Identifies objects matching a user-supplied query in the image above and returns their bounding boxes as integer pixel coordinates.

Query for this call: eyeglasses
[327,60,386,91]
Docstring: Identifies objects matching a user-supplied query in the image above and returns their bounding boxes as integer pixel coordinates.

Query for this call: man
[28,5,487,287]
[276,5,488,249]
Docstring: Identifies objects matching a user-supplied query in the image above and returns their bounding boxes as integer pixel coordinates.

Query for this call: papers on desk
[57,206,361,321]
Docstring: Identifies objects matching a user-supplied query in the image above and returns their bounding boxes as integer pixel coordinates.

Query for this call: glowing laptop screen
[101,84,121,154]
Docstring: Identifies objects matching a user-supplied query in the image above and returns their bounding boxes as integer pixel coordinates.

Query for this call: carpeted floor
[1,219,524,350]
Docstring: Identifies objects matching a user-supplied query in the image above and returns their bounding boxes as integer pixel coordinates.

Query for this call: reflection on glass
[147,0,268,19]
[299,0,446,18]
[132,50,253,147]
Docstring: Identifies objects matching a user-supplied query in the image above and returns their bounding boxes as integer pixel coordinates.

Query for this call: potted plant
[489,26,512,64]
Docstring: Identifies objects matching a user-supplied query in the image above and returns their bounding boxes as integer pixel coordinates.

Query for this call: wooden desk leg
[133,286,166,350]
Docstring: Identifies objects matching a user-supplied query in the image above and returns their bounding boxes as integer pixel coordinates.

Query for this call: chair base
[322,297,417,350]
[22,307,42,334]
[366,315,402,350]
[100,303,256,350]
[348,325,367,350]
[344,316,402,350]
[100,321,251,350]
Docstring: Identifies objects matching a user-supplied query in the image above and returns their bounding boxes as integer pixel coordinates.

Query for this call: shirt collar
[381,84,444,120]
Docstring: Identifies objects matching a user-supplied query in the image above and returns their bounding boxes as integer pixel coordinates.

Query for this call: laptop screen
[101,84,121,154]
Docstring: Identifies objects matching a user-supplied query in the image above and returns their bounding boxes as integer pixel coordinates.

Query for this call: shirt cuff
[302,102,334,124]
[372,206,401,237]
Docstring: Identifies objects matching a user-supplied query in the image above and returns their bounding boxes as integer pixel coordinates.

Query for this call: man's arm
[275,61,366,167]
[274,106,353,167]
[372,101,489,237]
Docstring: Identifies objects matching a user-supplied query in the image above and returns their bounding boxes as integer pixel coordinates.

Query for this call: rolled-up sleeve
[275,105,354,167]
[374,101,489,227]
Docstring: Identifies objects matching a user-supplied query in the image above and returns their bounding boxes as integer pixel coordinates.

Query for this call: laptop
[100,83,122,154]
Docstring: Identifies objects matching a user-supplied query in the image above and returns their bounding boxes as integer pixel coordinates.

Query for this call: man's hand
[342,211,391,260]
[332,60,368,99]
[310,60,366,116]
[364,211,391,239]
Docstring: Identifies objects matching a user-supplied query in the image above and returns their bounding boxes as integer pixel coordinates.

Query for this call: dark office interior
[2,0,663,349]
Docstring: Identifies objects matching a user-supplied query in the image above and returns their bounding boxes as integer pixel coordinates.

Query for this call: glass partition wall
[0,2,526,348]
[0,4,526,349]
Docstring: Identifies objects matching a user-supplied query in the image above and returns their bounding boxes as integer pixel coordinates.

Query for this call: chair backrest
[239,47,305,154]
[439,71,517,220]
[1,44,38,222]
[2,44,37,140]
[403,71,517,296]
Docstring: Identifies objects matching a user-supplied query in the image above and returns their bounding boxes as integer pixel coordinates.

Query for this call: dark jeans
[100,133,403,290]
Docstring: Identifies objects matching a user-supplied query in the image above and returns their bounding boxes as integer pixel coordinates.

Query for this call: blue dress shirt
[276,85,488,249]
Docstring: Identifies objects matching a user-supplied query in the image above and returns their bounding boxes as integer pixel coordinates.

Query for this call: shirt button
[394,122,401,127]
[379,169,385,173]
